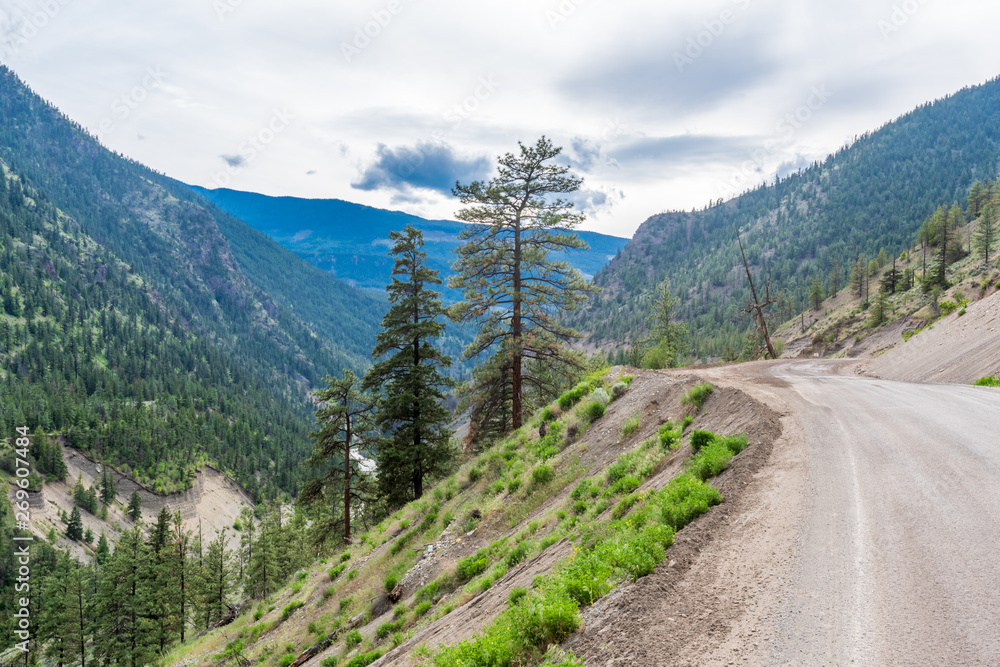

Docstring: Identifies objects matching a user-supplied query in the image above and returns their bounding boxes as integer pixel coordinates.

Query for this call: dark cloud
[565,187,624,217]
[220,154,246,168]
[560,28,780,117]
[610,134,758,167]
[352,141,491,196]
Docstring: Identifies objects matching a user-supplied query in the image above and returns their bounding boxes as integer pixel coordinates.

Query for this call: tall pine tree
[975,199,998,266]
[450,137,597,438]
[363,226,456,508]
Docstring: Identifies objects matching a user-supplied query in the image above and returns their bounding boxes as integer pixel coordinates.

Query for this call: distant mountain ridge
[188,186,629,297]
[577,76,1000,358]
[0,64,383,496]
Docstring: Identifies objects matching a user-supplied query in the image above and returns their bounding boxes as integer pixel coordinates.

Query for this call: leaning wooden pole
[737,229,778,360]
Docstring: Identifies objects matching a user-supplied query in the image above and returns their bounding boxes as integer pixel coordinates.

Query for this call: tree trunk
[344,417,351,542]
[511,218,523,429]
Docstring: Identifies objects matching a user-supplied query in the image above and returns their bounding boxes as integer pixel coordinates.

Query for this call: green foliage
[531,465,554,486]
[509,587,528,605]
[384,572,400,592]
[621,413,641,439]
[689,430,715,452]
[581,401,605,423]
[938,299,959,316]
[415,600,433,617]
[321,658,339,667]
[682,415,694,430]
[281,600,304,621]
[681,383,714,413]
[345,630,363,649]
[656,473,724,530]
[611,382,629,400]
[658,423,681,450]
[343,651,383,667]
[687,440,735,481]
[457,552,491,581]
[376,620,403,640]
[974,375,1000,387]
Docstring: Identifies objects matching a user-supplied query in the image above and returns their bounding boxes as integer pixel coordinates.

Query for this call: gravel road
[764,359,1000,665]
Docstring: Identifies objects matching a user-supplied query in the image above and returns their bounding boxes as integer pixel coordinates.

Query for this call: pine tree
[248,506,280,598]
[850,256,865,298]
[643,278,689,369]
[171,510,191,643]
[363,225,457,508]
[66,505,84,541]
[450,137,598,435]
[829,260,842,296]
[975,200,998,266]
[200,529,232,629]
[94,526,155,667]
[127,490,142,521]
[299,371,375,543]
[100,465,118,505]
[96,532,110,565]
[868,289,889,328]
[809,276,824,310]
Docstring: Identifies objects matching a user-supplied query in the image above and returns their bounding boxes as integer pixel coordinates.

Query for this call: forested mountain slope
[0,65,383,497]
[578,76,1000,358]
[189,186,629,296]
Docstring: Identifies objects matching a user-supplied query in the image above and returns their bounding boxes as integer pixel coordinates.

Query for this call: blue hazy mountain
[188,186,629,296]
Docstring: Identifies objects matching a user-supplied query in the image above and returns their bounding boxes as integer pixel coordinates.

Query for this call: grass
[681,383,714,413]
[621,412,641,439]
[974,375,1000,387]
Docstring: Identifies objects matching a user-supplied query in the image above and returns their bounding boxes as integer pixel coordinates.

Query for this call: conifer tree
[643,278,689,369]
[300,371,375,543]
[869,289,889,328]
[95,532,110,565]
[809,276,824,310]
[450,137,597,436]
[829,259,842,296]
[94,526,155,667]
[850,256,865,298]
[171,510,191,642]
[99,466,117,505]
[975,199,998,266]
[200,529,232,629]
[363,225,456,507]
[127,490,142,521]
[66,505,84,541]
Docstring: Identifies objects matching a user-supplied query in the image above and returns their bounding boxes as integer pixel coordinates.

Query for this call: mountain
[0,65,384,497]
[187,186,629,297]
[577,76,1000,358]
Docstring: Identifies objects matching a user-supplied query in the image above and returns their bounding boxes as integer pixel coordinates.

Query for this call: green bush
[384,572,400,592]
[682,415,694,430]
[509,587,528,605]
[975,375,1000,387]
[506,541,530,568]
[582,400,605,423]
[340,552,351,562]
[344,629,362,649]
[606,460,629,485]
[718,434,748,454]
[416,574,455,603]
[590,387,611,405]
[681,383,714,413]
[507,477,522,494]
[687,440,733,481]
[328,563,347,580]
[939,300,959,316]
[376,620,402,640]
[612,492,641,520]
[339,596,353,611]
[621,413,641,439]
[279,654,296,667]
[468,467,482,483]
[343,651,383,667]
[540,406,558,423]
[457,552,491,580]
[611,382,628,400]
[320,657,338,667]
[280,600,303,621]
[658,423,680,450]
[607,474,641,496]
[689,429,715,452]
[532,465,554,486]
[571,499,588,515]
[656,473,723,530]
[570,480,592,500]
[558,384,589,409]
[415,600,432,617]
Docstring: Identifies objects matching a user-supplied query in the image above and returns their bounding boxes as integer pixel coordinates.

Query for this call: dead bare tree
[737,229,778,360]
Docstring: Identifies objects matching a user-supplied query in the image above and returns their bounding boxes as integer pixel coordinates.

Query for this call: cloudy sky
[2,0,999,238]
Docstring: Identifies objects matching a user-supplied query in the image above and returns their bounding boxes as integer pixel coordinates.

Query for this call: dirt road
[718,359,1000,665]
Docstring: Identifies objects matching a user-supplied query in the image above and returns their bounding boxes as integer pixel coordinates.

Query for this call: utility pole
[737,229,778,359]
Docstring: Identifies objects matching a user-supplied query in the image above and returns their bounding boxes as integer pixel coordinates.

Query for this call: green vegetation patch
[975,375,1000,387]
[681,383,714,413]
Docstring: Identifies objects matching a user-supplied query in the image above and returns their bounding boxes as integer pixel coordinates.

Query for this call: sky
[1,0,999,238]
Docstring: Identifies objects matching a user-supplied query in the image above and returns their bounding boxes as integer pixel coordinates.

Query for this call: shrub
[384,572,400,592]
[468,467,482,483]
[718,434,748,454]
[606,460,629,485]
[582,401,605,423]
[280,600,304,621]
[689,429,715,452]
[343,651,383,667]
[540,406,559,423]
[348,569,358,580]
[376,620,402,640]
[279,654,296,667]
[939,300,959,316]
[506,542,530,568]
[571,480,592,500]
[557,384,589,409]
[328,563,347,581]
[415,600,432,617]
[975,375,1000,387]
[339,596,353,612]
[393,603,407,619]
[532,465,554,486]
[656,473,723,530]
[509,587,528,605]
[682,415,694,430]
[507,477,522,494]
[320,658,338,667]
[590,387,611,406]
[687,440,733,481]
[681,383,714,413]
[607,474,641,496]
[621,413,641,439]
[571,499,588,515]
[612,492,641,520]
[611,382,628,400]
[344,629,363,649]
[340,551,351,562]
[457,552,491,580]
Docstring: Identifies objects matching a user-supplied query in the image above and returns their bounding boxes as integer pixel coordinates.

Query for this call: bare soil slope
[865,288,1000,384]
